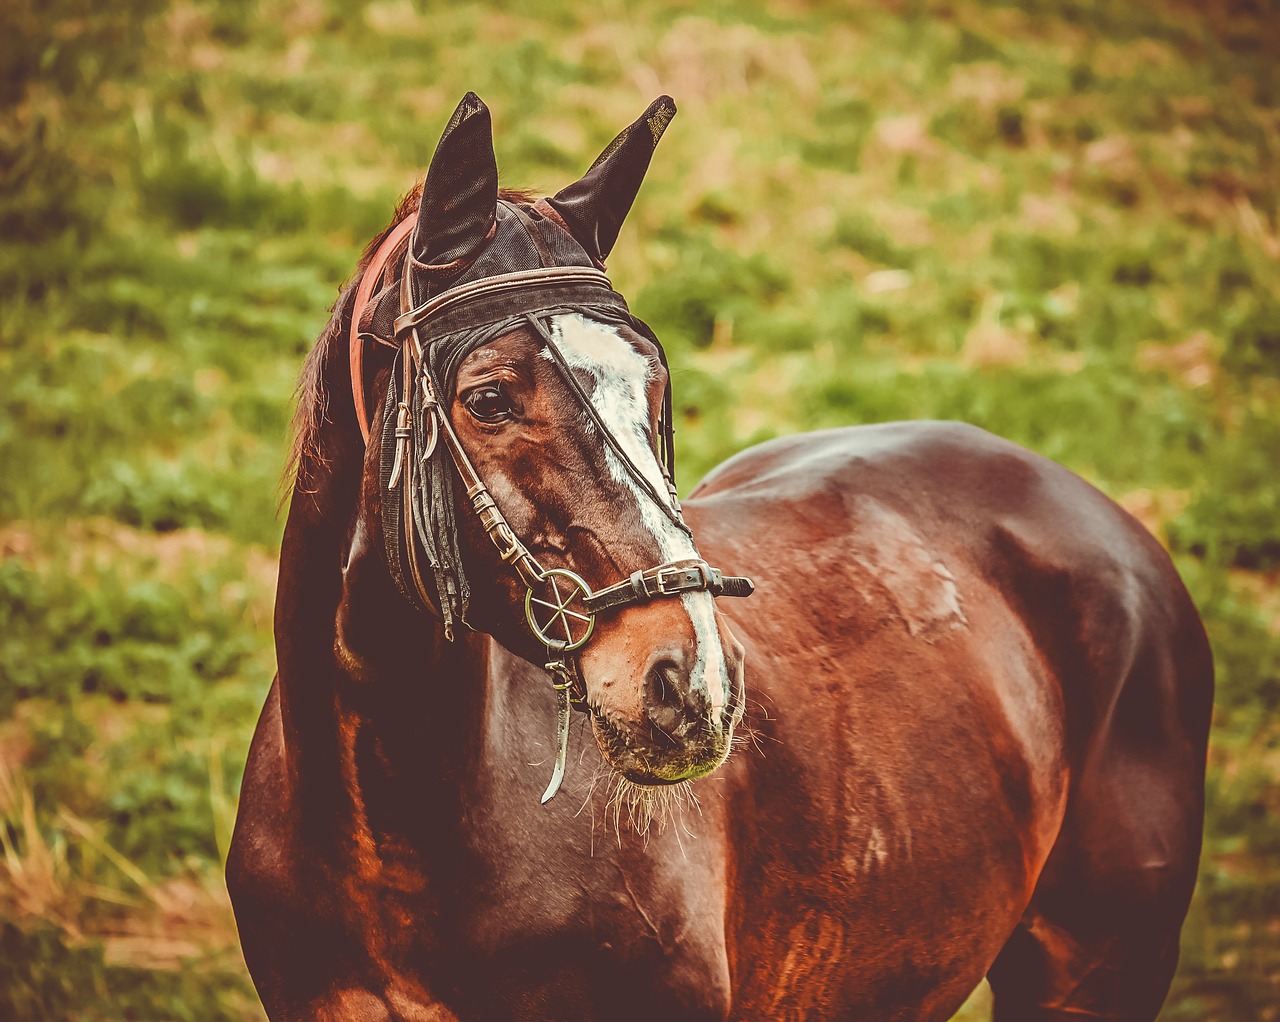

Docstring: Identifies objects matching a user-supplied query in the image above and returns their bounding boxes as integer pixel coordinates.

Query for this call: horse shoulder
[226,680,331,1013]
[229,680,407,1020]
[226,677,294,914]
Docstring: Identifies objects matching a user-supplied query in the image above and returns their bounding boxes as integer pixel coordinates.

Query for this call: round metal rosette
[525,568,596,651]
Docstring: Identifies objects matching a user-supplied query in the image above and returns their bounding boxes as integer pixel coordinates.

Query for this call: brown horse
[227,94,1213,1021]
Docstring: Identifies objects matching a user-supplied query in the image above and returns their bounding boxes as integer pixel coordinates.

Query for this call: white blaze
[547,314,729,714]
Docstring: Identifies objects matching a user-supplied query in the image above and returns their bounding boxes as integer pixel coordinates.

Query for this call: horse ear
[411,92,498,267]
[546,96,676,264]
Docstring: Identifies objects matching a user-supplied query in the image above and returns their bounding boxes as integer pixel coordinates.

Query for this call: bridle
[348,209,753,801]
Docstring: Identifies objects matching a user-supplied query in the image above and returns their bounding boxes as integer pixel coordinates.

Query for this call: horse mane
[284,185,537,504]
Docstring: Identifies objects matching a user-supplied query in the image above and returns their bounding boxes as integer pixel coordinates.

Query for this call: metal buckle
[654,562,705,596]
[490,522,522,563]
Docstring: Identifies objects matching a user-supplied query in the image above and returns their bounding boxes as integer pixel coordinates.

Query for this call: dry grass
[0,760,242,972]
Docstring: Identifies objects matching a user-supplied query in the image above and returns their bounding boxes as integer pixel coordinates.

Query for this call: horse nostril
[644,657,697,741]
[646,658,681,698]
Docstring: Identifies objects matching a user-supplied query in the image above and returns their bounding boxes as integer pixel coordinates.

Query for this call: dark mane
[283,185,537,504]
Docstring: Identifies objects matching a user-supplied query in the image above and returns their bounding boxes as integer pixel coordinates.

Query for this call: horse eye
[464,384,514,424]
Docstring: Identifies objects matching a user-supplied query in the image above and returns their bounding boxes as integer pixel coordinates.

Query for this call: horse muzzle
[582,608,745,785]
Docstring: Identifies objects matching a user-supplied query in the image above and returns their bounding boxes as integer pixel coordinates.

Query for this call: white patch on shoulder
[862,826,889,872]
[843,811,913,878]
[546,314,729,713]
[846,496,968,640]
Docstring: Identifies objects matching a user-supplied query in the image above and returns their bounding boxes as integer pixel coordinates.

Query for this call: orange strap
[349,216,416,445]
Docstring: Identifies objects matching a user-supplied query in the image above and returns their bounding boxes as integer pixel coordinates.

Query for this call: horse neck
[273,379,490,837]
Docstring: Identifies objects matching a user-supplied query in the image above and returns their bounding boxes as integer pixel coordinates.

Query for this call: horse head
[352,94,748,790]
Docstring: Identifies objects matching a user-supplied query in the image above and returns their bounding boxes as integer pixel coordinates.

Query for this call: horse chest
[452,801,727,956]
[321,776,728,1013]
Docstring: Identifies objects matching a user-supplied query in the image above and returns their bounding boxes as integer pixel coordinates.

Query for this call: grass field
[2,0,1278,1017]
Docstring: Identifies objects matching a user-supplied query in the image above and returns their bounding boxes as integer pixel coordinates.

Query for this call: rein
[348,213,753,802]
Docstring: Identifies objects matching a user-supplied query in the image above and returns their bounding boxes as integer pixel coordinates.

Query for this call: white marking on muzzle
[546,314,729,715]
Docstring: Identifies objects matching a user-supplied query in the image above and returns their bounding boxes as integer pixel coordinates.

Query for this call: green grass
[2,0,1278,1017]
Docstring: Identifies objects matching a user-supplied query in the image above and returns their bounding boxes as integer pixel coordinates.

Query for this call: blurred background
[1,0,1277,1018]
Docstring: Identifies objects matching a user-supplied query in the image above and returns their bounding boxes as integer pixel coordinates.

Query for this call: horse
[226,94,1213,1021]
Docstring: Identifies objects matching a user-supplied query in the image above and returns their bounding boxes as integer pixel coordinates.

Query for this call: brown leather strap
[350,216,416,445]
[583,558,754,615]
[393,266,616,340]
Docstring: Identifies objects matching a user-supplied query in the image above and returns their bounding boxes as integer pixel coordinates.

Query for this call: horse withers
[226,94,1212,1021]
